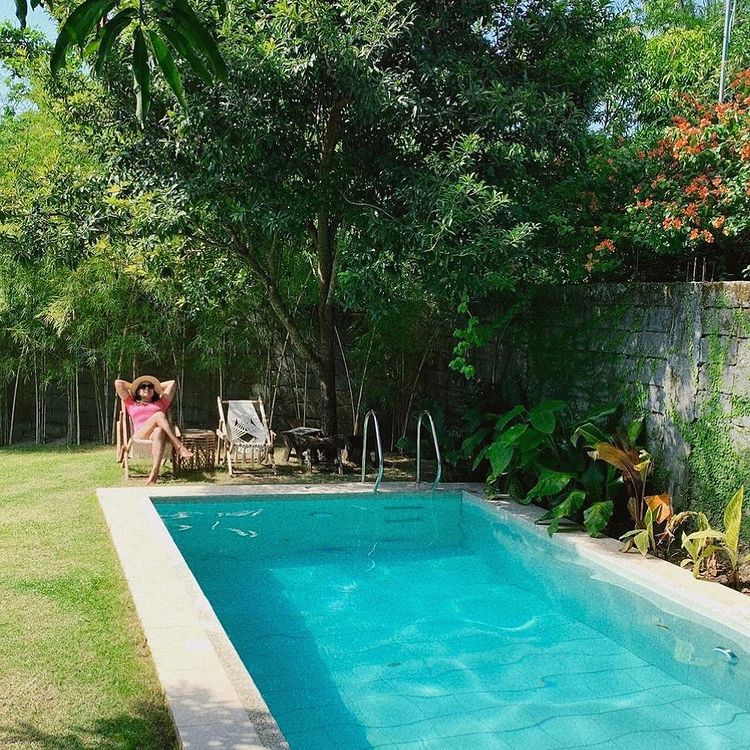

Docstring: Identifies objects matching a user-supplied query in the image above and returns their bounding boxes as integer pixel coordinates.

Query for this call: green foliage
[30,0,227,124]
[464,399,633,537]
[679,487,746,587]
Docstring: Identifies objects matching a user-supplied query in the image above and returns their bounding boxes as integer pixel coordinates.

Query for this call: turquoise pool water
[156,492,750,750]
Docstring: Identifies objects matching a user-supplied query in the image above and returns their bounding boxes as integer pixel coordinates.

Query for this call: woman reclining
[115,376,193,484]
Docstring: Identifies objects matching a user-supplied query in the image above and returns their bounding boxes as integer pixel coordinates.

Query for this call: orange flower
[702,230,714,243]
[689,229,700,240]
[662,217,684,231]
[712,216,726,229]
[594,239,616,253]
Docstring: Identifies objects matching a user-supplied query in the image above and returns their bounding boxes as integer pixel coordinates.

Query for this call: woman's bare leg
[146,427,167,485]
[133,412,193,460]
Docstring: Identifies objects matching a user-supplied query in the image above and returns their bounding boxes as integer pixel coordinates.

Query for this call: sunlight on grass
[0,444,176,750]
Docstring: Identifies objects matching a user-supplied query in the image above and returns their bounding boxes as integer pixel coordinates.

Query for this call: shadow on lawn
[0,699,177,750]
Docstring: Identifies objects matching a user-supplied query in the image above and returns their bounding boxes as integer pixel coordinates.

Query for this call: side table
[174,429,216,475]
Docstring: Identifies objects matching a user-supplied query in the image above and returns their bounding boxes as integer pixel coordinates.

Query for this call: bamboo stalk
[8,362,21,446]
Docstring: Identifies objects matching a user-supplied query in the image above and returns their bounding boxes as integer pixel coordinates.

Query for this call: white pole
[719,0,734,102]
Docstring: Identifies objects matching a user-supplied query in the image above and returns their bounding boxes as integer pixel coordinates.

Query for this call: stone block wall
[474,282,750,526]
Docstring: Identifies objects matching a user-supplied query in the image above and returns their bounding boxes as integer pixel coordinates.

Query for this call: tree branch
[229,235,322,376]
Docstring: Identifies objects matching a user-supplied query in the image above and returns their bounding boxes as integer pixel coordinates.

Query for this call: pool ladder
[416,410,442,491]
[361,410,385,492]
[361,409,442,492]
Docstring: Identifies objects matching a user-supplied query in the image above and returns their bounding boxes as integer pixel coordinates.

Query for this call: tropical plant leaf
[132,26,150,127]
[583,500,613,537]
[515,427,546,454]
[634,528,649,556]
[95,8,137,76]
[684,529,725,543]
[526,467,573,500]
[158,20,213,85]
[582,402,619,423]
[627,416,644,445]
[538,489,586,535]
[487,442,513,477]
[528,400,565,435]
[471,444,489,471]
[571,421,610,447]
[148,29,187,108]
[723,486,744,568]
[461,425,490,458]
[170,0,227,81]
[14,0,28,29]
[493,404,525,434]
[498,423,528,446]
[51,0,119,76]
[645,493,673,524]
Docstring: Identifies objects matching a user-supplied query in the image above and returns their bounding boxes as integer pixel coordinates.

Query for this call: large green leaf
[14,0,28,29]
[538,490,586,536]
[571,421,610,447]
[626,416,644,445]
[498,423,528,446]
[493,404,525,435]
[471,444,489,471]
[132,27,150,127]
[461,425,490,459]
[582,402,619,423]
[487,442,513,477]
[526,467,573,500]
[159,20,213,85]
[94,8,138,75]
[95,8,137,76]
[723,486,743,567]
[516,427,546,454]
[51,0,119,76]
[170,0,227,81]
[528,400,565,435]
[148,29,187,108]
[583,500,613,537]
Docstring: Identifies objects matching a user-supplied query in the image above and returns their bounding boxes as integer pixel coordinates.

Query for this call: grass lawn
[0,442,420,749]
[0,444,177,750]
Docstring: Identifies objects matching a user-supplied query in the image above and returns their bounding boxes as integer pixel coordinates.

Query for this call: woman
[115,376,193,484]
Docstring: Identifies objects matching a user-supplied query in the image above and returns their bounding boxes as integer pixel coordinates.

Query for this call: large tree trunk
[318,302,338,435]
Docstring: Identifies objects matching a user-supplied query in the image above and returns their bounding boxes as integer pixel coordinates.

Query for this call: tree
[102,0,622,433]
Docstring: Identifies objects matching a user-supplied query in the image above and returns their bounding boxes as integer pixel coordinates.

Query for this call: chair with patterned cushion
[216,397,275,475]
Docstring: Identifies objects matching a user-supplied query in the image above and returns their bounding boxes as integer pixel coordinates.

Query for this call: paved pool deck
[97,483,750,749]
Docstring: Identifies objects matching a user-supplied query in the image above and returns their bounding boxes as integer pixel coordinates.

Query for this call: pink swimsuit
[125,396,170,433]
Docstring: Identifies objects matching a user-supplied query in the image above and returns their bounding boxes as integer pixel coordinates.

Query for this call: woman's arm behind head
[114,379,132,402]
[160,380,177,405]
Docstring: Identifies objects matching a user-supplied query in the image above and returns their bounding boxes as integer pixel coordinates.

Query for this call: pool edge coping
[97,482,482,749]
[98,483,750,749]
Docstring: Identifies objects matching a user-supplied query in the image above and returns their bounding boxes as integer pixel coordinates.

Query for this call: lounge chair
[115,407,181,479]
[216,397,275,475]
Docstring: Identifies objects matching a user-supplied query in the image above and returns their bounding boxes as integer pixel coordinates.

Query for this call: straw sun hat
[129,375,164,398]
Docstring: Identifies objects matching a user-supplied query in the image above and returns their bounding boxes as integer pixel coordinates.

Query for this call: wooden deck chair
[216,397,275,475]
[116,407,181,479]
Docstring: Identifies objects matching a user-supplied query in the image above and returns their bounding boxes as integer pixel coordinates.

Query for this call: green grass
[0,444,175,750]
[0,443,422,749]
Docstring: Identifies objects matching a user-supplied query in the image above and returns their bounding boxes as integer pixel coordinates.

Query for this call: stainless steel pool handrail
[361,410,384,492]
[416,410,442,491]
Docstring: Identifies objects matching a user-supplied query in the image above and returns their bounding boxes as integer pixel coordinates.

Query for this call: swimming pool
[153,491,750,750]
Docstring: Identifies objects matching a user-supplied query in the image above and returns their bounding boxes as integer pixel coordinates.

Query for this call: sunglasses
[139,383,154,389]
